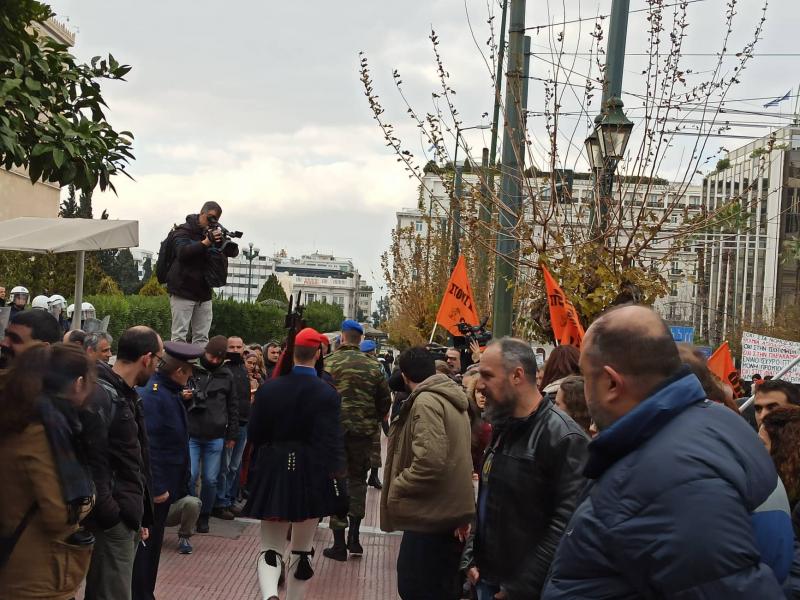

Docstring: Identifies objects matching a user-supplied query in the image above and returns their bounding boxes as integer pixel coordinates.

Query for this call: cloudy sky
[47,0,798,291]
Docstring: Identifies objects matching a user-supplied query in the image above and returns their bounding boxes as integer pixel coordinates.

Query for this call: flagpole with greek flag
[763,90,792,109]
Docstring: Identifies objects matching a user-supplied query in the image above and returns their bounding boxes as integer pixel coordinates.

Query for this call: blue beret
[164,341,204,362]
[360,340,376,352]
[341,319,364,334]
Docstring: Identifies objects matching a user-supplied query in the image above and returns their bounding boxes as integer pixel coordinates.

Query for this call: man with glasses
[82,326,164,600]
[166,201,225,345]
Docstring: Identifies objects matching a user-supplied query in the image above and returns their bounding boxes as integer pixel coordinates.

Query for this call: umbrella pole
[71,250,85,331]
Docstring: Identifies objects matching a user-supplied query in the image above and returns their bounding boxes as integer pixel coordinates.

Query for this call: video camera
[184,376,206,412]
[205,216,242,258]
[453,317,492,349]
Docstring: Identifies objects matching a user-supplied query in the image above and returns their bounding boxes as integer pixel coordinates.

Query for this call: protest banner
[541,263,584,348]
[740,331,800,382]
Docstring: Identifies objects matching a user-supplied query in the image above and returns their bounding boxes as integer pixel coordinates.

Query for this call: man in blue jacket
[543,305,788,599]
[132,341,204,600]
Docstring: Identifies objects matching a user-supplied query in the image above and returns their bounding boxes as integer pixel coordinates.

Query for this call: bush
[85,295,286,349]
[139,275,167,296]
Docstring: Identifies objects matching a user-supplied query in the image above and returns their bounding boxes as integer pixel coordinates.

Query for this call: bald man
[543,306,789,598]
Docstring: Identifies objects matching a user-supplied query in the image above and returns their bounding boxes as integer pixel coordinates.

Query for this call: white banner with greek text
[740,331,800,382]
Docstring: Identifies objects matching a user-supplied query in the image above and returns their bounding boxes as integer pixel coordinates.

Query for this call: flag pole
[739,354,800,412]
[429,322,437,344]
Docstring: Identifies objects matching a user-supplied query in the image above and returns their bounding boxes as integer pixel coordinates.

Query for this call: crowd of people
[3,226,800,600]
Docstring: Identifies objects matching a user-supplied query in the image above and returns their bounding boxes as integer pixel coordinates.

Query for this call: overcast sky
[47,0,798,292]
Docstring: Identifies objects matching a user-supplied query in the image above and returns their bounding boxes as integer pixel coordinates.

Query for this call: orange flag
[541,263,585,348]
[435,255,480,337]
[707,341,743,398]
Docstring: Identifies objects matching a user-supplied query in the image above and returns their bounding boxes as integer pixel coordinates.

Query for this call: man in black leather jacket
[463,338,589,599]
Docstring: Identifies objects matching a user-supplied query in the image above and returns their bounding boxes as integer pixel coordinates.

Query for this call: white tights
[257,519,318,600]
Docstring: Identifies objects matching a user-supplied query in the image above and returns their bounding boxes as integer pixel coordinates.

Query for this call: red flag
[707,341,743,398]
[541,263,584,348]
[435,256,480,337]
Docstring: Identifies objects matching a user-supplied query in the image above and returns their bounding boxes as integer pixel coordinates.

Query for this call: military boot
[322,529,347,562]
[347,517,363,556]
[367,467,382,489]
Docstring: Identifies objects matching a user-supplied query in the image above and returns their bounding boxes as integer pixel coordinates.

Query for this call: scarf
[37,396,95,524]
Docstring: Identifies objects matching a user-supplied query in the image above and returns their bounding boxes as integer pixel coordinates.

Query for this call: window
[670,282,678,297]
[647,194,661,207]
[333,295,345,306]
[688,195,701,208]
[415,221,424,233]
[306,293,317,303]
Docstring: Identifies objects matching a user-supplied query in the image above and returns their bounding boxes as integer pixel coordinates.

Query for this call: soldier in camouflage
[322,320,391,562]
[360,339,385,490]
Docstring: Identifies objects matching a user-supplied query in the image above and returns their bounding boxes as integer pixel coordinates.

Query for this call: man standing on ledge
[323,319,391,561]
[167,201,225,345]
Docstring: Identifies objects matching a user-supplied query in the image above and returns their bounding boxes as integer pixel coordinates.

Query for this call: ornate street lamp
[243,242,261,303]
[596,97,634,162]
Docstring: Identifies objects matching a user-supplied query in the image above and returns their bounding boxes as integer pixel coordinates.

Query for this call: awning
[0,216,138,253]
[0,217,139,331]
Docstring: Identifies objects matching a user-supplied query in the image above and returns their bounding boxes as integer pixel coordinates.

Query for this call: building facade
[697,126,800,344]
[130,248,154,281]
[215,250,372,319]
[0,18,75,222]
[396,172,703,332]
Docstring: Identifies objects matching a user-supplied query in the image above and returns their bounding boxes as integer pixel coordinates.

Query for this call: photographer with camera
[162,201,240,345]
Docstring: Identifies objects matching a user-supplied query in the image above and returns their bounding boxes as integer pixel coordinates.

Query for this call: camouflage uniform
[325,344,391,530]
[370,430,382,470]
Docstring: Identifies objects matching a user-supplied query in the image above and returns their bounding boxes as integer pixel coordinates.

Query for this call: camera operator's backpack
[155,226,179,284]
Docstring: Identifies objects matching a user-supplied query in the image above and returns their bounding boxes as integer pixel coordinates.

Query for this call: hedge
[85,295,286,348]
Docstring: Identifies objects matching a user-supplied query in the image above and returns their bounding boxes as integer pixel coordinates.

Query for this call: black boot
[367,467,382,490]
[196,514,210,534]
[347,517,363,556]
[322,528,347,562]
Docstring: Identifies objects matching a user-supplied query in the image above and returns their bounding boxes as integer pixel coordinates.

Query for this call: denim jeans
[397,530,463,600]
[189,437,224,516]
[476,581,501,600]
[215,425,247,508]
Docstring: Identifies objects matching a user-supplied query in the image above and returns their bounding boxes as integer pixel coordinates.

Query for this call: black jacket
[166,214,214,302]
[465,398,589,599]
[187,362,239,440]
[243,366,345,521]
[226,356,251,423]
[81,361,154,531]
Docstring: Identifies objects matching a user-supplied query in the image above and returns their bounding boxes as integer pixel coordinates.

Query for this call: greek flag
[763,90,792,108]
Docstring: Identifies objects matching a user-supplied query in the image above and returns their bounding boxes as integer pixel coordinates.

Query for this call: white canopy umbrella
[0,217,139,330]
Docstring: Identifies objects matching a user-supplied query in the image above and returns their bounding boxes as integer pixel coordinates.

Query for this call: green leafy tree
[304,301,345,334]
[111,249,141,294]
[97,275,123,296]
[256,273,288,304]
[139,275,167,296]
[0,0,134,192]
[60,184,78,217]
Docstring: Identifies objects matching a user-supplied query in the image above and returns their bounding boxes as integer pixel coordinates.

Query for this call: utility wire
[522,0,708,31]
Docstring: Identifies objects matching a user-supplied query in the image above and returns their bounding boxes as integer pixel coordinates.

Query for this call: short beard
[484,381,518,425]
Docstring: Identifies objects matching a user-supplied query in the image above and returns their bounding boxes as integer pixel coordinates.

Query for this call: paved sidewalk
[79,486,401,600]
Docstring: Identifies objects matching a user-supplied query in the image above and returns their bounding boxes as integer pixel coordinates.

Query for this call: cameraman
[167,201,231,345]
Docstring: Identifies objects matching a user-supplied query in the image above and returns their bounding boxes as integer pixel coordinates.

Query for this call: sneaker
[178,536,193,554]
[196,515,210,534]
[212,507,235,521]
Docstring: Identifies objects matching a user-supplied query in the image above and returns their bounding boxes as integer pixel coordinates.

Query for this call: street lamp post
[585,0,633,240]
[243,242,260,303]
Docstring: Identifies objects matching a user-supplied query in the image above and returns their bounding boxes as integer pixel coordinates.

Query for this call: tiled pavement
[79,486,401,600]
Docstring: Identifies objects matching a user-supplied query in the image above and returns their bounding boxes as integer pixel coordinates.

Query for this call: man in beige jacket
[381,346,476,600]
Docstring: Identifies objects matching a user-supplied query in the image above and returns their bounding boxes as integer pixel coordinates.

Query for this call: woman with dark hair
[554,375,592,435]
[539,345,581,400]
[0,343,96,599]
[760,408,800,507]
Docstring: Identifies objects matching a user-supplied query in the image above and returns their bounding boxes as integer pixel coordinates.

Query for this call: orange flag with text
[435,255,480,337]
[707,341,743,398]
[541,263,585,348]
